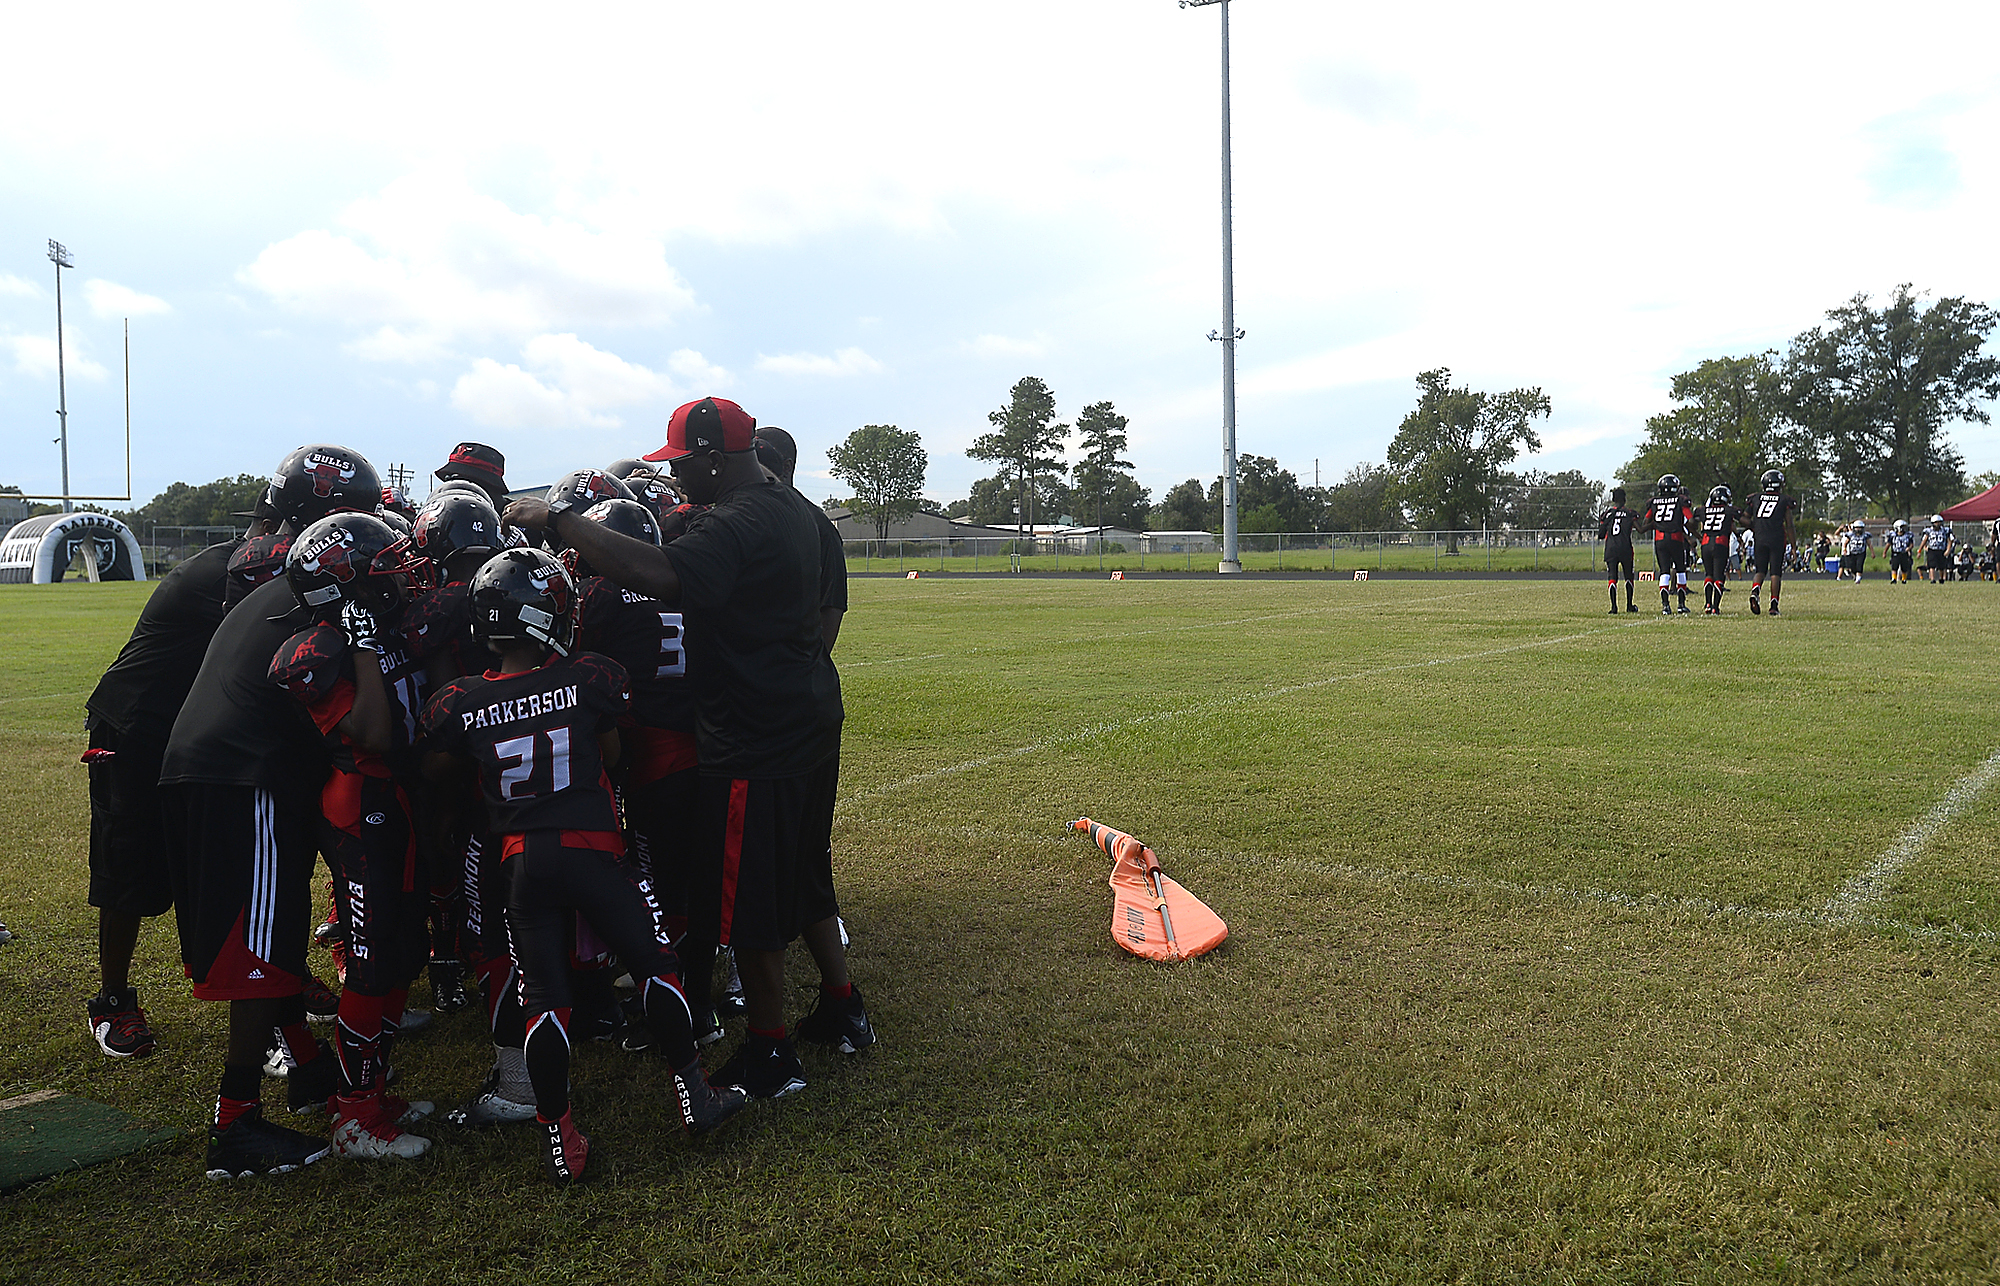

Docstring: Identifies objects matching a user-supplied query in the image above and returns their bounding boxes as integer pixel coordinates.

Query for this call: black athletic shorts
[1752,539,1784,577]
[319,770,429,996]
[1604,546,1633,579]
[1891,552,1914,575]
[1653,540,1689,577]
[87,719,174,917]
[1700,545,1729,580]
[1927,549,1949,571]
[504,831,676,1015]
[1843,552,1867,576]
[163,782,317,1001]
[691,755,841,953]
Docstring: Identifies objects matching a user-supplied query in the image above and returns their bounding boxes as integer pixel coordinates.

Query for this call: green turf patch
[0,1089,179,1190]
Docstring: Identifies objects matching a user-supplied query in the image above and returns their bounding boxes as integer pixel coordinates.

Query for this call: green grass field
[5,574,2000,1283]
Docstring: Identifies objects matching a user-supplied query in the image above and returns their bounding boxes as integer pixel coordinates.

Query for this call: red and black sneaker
[86,989,157,1058]
[303,972,340,1024]
[540,1110,590,1185]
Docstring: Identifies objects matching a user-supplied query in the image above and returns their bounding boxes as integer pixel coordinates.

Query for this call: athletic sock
[640,973,697,1067]
[334,990,387,1096]
[216,1063,262,1130]
[480,958,527,1047]
[379,985,410,1065]
[524,1008,573,1121]
[821,982,854,1001]
[748,1025,786,1043]
[494,1043,535,1101]
[1608,581,1618,610]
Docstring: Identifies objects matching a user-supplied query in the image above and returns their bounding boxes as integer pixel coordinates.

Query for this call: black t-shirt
[1597,507,1637,550]
[662,477,844,778]
[86,540,239,737]
[815,504,849,613]
[161,576,329,792]
[1747,492,1795,546]
[420,652,628,835]
[577,577,692,733]
[1646,495,1693,542]
[1695,504,1746,547]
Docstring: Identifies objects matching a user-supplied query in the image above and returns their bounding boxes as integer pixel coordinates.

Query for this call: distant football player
[1745,469,1797,617]
[1596,487,1639,614]
[1641,475,1694,615]
[1693,485,1747,615]
[1842,519,1871,583]
[1922,514,1953,584]
[421,548,745,1184]
[1886,519,1915,584]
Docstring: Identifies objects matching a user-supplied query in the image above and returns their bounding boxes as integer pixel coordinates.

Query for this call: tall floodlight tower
[48,239,75,513]
[1180,0,1244,573]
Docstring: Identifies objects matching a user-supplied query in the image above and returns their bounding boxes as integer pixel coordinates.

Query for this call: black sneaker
[205,1105,330,1179]
[87,989,157,1058]
[1768,603,1779,616]
[673,1061,749,1135]
[541,1110,590,1185]
[428,959,470,1015]
[287,1051,339,1115]
[713,1035,807,1100]
[795,986,878,1055]
[1749,594,1760,615]
[302,973,339,1024]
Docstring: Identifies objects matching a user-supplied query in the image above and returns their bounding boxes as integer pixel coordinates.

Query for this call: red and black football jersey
[576,577,691,733]
[1748,492,1795,546]
[1646,495,1693,542]
[420,652,629,836]
[1596,506,1637,549]
[401,579,481,677]
[1695,504,1746,547]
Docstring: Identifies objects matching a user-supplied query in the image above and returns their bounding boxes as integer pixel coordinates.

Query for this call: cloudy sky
[3,0,1996,511]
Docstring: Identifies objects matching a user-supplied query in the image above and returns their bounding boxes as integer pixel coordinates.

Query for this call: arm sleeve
[420,681,468,755]
[575,654,632,734]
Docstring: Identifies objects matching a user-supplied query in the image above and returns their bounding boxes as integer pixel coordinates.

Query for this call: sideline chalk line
[1820,745,2000,920]
[840,614,1655,809]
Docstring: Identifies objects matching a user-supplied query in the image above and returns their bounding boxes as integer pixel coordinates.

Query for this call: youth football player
[1597,487,1639,614]
[1745,470,1797,617]
[1693,485,1747,614]
[1642,475,1695,615]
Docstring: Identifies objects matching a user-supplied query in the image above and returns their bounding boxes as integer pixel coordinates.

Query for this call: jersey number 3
[495,728,572,799]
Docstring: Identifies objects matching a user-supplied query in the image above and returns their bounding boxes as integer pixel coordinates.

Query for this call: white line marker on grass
[842,616,1654,809]
[1821,746,2000,920]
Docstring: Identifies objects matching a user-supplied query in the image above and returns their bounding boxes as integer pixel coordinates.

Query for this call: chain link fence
[142,524,244,578]
[843,529,1608,575]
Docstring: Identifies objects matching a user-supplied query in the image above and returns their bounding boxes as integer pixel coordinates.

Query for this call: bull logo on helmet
[305,451,358,498]
[298,529,359,582]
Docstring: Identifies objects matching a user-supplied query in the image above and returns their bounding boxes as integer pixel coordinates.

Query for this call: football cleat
[428,959,471,1015]
[302,973,339,1023]
[673,1062,749,1136]
[286,1049,339,1114]
[447,1065,539,1126]
[330,1094,431,1161]
[205,1106,330,1180]
[541,1111,590,1185]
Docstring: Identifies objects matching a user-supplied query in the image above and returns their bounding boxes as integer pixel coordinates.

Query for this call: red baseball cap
[645,397,757,461]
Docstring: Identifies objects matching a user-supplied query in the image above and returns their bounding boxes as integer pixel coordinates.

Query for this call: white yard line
[0,690,85,705]
[1820,747,2000,920]
[840,615,1653,808]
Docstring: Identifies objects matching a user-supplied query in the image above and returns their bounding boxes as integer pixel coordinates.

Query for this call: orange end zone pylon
[1070,818,1227,962]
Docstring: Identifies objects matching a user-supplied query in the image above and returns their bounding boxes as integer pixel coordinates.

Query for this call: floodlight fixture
[1181,0,1243,572]
[47,239,73,268]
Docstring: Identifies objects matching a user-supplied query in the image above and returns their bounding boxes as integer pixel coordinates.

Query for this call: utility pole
[48,240,74,513]
[1181,0,1244,573]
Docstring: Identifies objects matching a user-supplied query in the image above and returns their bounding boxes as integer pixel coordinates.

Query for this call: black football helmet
[1657,474,1681,497]
[1709,485,1731,505]
[623,469,679,523]
[470,548,575,657]
[546,469,635,511]
[604,458,652,481]
[378,493,503,591]
[266,445,383,532]
[1760,469,1784,492]
[379,509,413,537]
[564,498,661,579]
[286,513,404,621]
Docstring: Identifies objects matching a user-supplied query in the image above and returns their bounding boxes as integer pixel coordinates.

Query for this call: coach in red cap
[505,397,867,1100]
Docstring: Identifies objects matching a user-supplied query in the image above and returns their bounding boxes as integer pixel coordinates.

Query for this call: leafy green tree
[1153,479,1213,532]
[1496,469,1603,529]
[966,376,1069,538]
[112,474,268,532]
[1201,456,1313,532]
[1784,285,1999,518]
[1386,369,1551,548]
[1070,401,1151,530]
[1617,353,1815,504]
[1321,463,1406,531]
[827,424,927,538]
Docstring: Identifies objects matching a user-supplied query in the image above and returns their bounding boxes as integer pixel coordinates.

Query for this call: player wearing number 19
[420,548,746,1184]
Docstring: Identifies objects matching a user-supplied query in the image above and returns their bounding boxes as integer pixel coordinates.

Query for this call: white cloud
[961,333,1049,359]
[450,332,668,430]
[754,346,883,377]
[0,275,40,299]
[3,331,107,381]
[667,348,731,389]
[83,278,170,318]
[242,175,698,358]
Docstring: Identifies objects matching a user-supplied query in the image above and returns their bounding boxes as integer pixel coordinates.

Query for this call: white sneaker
[331,1098,431,1160]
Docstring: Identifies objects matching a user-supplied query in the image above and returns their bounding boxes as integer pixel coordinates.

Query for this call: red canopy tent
[1940,483,2000,522]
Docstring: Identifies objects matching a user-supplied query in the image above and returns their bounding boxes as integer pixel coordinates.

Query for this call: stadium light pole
[1181,0,1244,573]
[48,239,74,513]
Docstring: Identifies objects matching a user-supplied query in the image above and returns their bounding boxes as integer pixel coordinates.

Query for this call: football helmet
[603,458,652,481]
[545,469,636,516]
[1656,474,1681,497]
[1708,485,1731,505]
[432,478,496,505]
[1852,519,1867,529]
[1932,514,1945,525]
[378,493,503,591]
[470,548,575,657]
[379,509,413,537]
[265,445,383,532]
[1894,518,1909,530]
[565,498,662,578]
[286,513,404,621]
[1760,469,1784,492]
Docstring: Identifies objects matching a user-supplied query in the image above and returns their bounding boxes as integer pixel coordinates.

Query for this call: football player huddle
[1597,471,1798,617]
[81,396,869,1185]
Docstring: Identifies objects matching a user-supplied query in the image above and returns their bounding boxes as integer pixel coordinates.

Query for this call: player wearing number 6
[420,548,745,1184]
